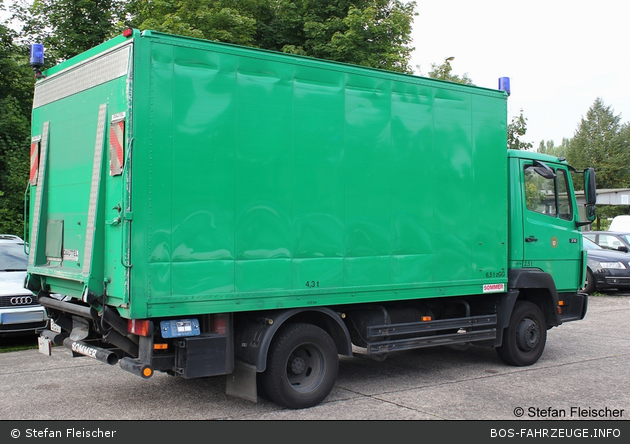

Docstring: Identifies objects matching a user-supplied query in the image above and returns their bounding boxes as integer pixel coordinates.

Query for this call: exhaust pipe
[39,295,92,318]
[63,338,119,365]
[104,329,139,357]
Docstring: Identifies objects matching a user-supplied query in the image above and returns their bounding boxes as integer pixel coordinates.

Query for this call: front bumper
[0,306,48,335]
[592,270,630,291]
[558,292,588,323]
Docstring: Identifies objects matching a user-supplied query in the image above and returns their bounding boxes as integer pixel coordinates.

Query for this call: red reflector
[29,142,40,185]
[128,319,151,336]
[211,314,228,335]
[123,28,133,38]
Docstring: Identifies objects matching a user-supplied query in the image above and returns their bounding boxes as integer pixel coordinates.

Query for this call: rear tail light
[211,314,229,335]
[128,319,151,336]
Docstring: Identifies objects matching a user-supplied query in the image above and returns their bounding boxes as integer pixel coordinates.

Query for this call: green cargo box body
[28,30,508,321]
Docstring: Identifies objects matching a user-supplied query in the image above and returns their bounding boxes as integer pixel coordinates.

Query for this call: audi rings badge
[10,296,33,306]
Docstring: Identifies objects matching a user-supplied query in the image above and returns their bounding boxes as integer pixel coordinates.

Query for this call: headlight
[599,262,626,269]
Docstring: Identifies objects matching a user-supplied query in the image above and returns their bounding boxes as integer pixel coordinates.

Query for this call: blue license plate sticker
[160,319,200,338]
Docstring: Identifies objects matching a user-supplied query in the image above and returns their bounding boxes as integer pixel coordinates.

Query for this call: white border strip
[83,104,107,275]
[33,43,131,109]
[28,122,49,267]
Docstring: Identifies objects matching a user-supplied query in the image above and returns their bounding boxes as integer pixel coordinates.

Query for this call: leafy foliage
[128,0,417,73]
[426,57,473,85]
[10,0,128,65]
[9,0,417,70]
[537,138,570,158]
[127,0,258,45]
[507,109,533,151]
[0,22,33,235]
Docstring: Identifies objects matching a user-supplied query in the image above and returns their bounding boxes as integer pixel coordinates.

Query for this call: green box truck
[27,29,597,409]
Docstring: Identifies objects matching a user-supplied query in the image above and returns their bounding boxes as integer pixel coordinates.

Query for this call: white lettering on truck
[483,284,505,293]
[71,342,98,359]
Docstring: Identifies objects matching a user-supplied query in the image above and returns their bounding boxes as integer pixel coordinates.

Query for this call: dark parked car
[583,231,630,253]
[0,234,48,337]
[582,236,630,294]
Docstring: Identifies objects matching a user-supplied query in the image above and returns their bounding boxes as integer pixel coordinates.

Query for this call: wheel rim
[516,317,540,351]
[285,342,325,393]
[582,273,589,291]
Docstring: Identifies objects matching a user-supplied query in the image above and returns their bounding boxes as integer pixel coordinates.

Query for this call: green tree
[537,138,569,158]
[11,0,128,65]
[426,57,473,85]
[128,0,417,73]
[566,97,630,190]
[127,0,259,45]
[507,109,533,151]
[0,21,33,235]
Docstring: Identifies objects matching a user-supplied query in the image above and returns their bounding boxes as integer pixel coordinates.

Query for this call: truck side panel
[127,34,509,318]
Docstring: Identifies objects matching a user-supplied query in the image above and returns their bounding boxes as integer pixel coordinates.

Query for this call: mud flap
[226,361,258,403]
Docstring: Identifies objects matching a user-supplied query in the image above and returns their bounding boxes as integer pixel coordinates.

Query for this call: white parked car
[609,215,630,232]
[0,234,48,337]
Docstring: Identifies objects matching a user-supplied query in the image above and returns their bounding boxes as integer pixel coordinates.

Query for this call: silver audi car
[0,234,48,337]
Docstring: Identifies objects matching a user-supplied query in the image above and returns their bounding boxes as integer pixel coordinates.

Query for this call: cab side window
[556,169,573,221]
[524,166,573,221]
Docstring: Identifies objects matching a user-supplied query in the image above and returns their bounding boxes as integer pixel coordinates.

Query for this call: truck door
[521,160,582,292]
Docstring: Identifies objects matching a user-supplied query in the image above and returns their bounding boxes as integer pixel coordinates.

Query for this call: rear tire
[496,301,547,366]
[261,323,338,409]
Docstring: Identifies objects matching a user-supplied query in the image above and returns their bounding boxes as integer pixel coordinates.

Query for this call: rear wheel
[261,323,338,409]
[496,301,547,366]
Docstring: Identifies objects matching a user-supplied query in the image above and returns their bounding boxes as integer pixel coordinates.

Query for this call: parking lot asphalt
[0,294,628,421]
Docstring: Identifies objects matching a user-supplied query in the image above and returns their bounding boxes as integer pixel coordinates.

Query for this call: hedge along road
[0,295,628,421]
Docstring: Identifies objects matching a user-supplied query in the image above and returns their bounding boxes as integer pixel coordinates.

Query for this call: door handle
[525,236,538,242]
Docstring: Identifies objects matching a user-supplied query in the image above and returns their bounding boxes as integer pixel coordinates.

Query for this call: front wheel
[261,323,338,409]
[496,301,547,366]
[581,268,595,294]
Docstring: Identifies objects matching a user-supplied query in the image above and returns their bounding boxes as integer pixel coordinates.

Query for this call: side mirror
[584,167,596,205]
[529,160,556,180]
[618,246,629,253]
[585,204,596,222]
[577,204,597,227]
